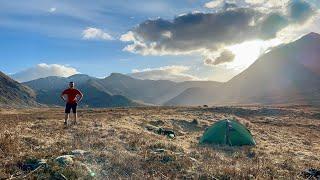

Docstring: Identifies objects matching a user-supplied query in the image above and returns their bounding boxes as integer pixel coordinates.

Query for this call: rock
[301,168,320,179]
[20,158,48,171]
[37,159,47,165]
[168,134,175,139]
[161,156,173,163]
[190,157,199,163]
[247,151,256,158]
[191,119,199,125]
[145,125,176,138]
[175,152,184,157]
[157,128,175,137]
[55,155,75,166]
[55,154,96,177]
[153,149,166,153]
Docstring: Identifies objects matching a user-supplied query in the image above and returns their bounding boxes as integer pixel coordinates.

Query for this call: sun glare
[225,39,281,70]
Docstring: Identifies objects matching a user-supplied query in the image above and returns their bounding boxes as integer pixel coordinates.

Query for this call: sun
[225,39,281,70]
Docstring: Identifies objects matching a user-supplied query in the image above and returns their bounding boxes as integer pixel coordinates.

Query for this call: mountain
[78,80,139,107]
[100,73,221,104]
[24,32,320,107]
[24,74,96,92]
[25,73,221,105]
[0,71,38,107]
[24,74,140,107]
[166,32,320,106]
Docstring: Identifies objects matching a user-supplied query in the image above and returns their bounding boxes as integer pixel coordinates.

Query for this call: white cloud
[245,0,289,8]
[276,10,320,43]
[11,63,79,82]
[204,0,225,9]
[204,50,236,66]
[49,7,56,13]
[120,31,135,42]
[121,0,315,58]
[204,0,290,9]
[82,27,113,41]
[129,66,203,82]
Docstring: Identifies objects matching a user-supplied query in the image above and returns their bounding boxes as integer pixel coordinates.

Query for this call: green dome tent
[200,119,256,146]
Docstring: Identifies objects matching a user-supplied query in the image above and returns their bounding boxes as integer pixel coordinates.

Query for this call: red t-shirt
[62,88,83,104]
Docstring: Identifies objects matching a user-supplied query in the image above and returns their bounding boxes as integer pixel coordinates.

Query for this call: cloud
[129,66,202,82]
[245,0,287,7]
[204,0,238,10]
[49,7,56,13]
[288,0,314,23]
[277,12,320,43]
[204,0,286,9]
[205,50,236,65]
[121,0,315,60]
[11,63,79,82]
[204,0,225,9]
[82,27,113,40]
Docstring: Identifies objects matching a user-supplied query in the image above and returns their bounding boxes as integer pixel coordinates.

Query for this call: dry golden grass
[0,106,319,179]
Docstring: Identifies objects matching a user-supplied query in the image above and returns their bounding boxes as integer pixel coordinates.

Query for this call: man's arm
[60,91,66,102]
[77,90,83,103]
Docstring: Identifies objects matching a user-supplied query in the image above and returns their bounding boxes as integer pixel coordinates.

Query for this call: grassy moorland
[0,106,319,179]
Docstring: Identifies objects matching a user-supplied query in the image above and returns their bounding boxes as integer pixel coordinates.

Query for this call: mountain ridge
[24,75,141,107]
[0,71,38,107]
[165,32,320,106]
[19,32,320,107]
[24,73,222,105]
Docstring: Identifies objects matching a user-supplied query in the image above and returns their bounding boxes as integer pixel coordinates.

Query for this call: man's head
[69,82,75,88]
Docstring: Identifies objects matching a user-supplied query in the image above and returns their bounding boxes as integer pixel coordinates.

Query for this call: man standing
[60,82,83,126]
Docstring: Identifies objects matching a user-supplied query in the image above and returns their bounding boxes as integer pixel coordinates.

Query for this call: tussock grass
[0,106,319,179]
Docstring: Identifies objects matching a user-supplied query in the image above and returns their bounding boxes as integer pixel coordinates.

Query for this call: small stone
[55,155,75,166]
[168,134,175,139]
[190,157,199,163]
[153,148,165,153]
[191,119,199,125]
[37,159,47,165]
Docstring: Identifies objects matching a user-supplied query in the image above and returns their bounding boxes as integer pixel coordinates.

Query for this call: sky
[1,0,320,82]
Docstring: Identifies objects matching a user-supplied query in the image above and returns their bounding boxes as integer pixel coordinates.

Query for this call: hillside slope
[25,73,221,105]
[0,71,38,107]
[101,73,221,104]
[166,32,320,106]
[25,75,140,107]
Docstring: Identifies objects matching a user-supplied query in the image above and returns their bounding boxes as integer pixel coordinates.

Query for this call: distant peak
[68,74,89,78]
[306,32,320,36]
[106,73,136,81]
[110,72,124,76]
[300,32,320,40]
[109,73,129,78]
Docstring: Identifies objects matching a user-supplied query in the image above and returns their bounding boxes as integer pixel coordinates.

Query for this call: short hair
[69,82,74,84]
